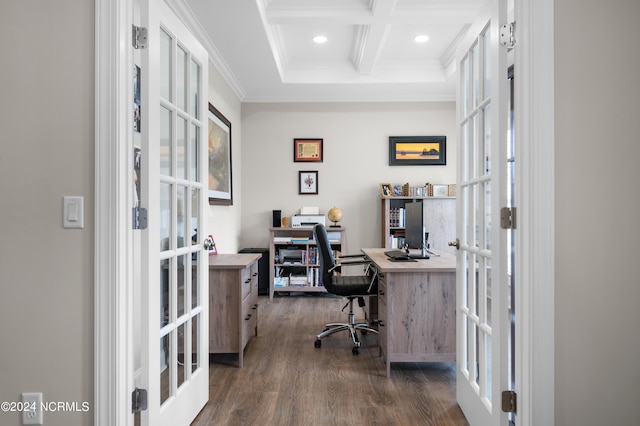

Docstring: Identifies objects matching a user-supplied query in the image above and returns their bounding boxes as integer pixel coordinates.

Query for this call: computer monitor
[404,201,429,258]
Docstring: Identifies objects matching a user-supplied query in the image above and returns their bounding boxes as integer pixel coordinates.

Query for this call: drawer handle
[245,279,251,283]
[245,314,252,321]
[378,290,385,296]
[378,321,385,327]
[252,304,258,310]
[252,272,258,277]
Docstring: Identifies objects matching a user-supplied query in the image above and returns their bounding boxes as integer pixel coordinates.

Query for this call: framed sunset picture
[389,136,446,166]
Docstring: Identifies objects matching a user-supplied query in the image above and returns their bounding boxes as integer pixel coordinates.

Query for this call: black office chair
[313,224,378,355]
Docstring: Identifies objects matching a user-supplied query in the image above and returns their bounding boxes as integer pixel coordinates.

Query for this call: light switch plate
[63,196,84,229]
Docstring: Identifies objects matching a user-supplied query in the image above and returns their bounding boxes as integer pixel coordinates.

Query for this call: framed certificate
[293,138,323,162]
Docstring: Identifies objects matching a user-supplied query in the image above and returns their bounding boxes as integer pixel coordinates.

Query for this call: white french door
[140,1,209,425]
[455,0,509,424]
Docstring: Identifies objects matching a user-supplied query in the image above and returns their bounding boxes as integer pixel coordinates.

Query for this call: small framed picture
[380,183,392,197]
[389,136,446,166]
[299,171,318,195]
[206,234,217,254]
[294,139,323,162]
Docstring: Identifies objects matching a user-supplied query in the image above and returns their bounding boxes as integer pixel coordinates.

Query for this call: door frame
[95,0,135,425]
[94,0,556,425]
[513,0,555,425]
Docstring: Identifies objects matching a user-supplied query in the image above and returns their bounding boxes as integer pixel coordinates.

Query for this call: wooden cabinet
[381,196,456,255]
[208,253,261,368]
[363,248,456,377]
[268,227,346,301]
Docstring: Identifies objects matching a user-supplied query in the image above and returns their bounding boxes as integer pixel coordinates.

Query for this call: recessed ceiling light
[414,35,430,43]
[313,35,328,44]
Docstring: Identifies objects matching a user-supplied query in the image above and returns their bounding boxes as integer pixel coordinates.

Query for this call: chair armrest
[329,258,371,273]
[338,254,367,259]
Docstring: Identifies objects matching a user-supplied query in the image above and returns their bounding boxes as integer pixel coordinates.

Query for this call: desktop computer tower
[238,248,269,295]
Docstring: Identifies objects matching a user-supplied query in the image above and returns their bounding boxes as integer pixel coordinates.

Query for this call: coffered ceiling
[180,0,486,102]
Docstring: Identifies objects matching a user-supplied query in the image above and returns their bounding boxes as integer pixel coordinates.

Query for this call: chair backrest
[314,224,336,287]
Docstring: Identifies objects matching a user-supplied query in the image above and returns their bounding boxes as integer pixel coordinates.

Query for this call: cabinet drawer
[377,275,388,349]
[241,266,252,300]
[377,275,387,303]
[241,302,258,348]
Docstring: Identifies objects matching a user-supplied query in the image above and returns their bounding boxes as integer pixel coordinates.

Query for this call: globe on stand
[327,207,343,227]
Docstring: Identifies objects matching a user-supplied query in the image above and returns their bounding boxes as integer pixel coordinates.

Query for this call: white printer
[291,215,325,228]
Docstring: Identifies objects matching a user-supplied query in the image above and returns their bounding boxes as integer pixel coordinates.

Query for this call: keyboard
[384,250,429,261]
[384,250,412,260]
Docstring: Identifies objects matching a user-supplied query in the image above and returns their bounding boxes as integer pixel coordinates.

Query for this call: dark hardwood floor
[192,293,468,426]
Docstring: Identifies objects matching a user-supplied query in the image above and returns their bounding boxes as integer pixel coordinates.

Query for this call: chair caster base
[314,339,321,348]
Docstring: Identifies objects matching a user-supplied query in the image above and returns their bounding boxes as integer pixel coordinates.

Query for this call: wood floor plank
[192,294,468,425]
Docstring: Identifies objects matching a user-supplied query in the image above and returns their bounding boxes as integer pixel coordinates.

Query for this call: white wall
[240,102,457,253]
[207,64,243,253]
[0,1,94,426]
[555,0,640,424]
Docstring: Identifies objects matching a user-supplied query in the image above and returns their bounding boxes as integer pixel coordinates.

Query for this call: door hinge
[132,388,148,413]
[502,390,517,413]
[500,22,516,48]
[132,25,148,49]
[500,207,517,229]
[133,207,148,230]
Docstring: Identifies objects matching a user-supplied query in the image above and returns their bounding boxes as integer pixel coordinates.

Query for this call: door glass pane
[160,106,171,176]
[472,42,479,108]
[192,252,199,308]
[190,188,199,246]
[177,322,186,389]
[190,124,199,181]
[484,103,492,175]
[461,121,468,181]
[472,321,478,383]
[472,253,478,315]
[160,183,171,251]
[177,185,187,248]
[472,114,479,179]
[190,59,200,119]
[486,258,492,327]
[462,55,469,116]
[177,254,186,318]
[484,333,492,400]
[177,46,187,111]
[473,184,479,247]
[484,28,491,99]
[160,334,170,405]
[177,116,186,180]
[192,314,200,373]
[160,29,171,101]
[484,181,492,250]
[464,251,470,309]
[160,260,170,328]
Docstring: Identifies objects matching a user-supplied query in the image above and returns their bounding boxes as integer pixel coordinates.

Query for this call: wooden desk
[208,253,261,367]
[362,248,456,377]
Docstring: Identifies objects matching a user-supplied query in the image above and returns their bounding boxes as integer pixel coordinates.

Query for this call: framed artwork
[294,138,323,162]
[299,171,318,195]
[206,234,217,254]
[208,103,233,205]
[389,136,446,166]
[380,183,392,197]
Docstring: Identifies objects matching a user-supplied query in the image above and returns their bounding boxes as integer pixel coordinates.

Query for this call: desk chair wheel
[352,346,360,355]
[361,330,368,335]
[314,339,322,348]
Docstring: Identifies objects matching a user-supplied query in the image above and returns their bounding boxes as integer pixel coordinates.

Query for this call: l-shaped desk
[361,248,457,377]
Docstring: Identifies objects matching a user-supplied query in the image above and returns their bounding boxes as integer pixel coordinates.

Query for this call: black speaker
[239,248,270,295]
[272,210,281,227]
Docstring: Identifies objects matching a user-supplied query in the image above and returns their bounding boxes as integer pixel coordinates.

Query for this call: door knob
[448,238,460,250]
